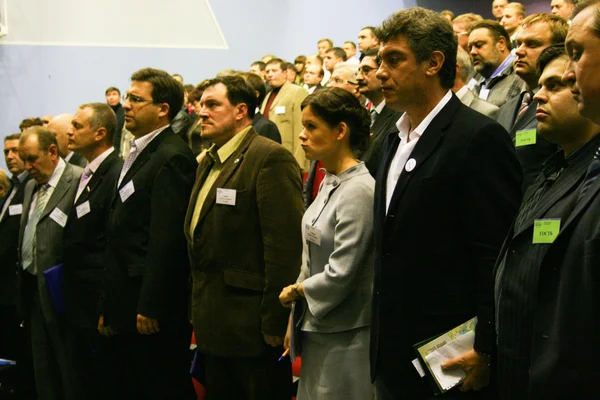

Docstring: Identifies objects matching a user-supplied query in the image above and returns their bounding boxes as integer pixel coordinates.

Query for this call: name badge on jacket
[305,225,321,246]
[76,201,91,219]
[119,180,135,203]
[216,188,236,206]
[8,204,23,216]
[275,106,286,115]
[50,208,68,227]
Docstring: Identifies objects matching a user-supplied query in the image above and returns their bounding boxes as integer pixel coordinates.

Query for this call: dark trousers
[205,347,292,400]
[106,326,196,400]
[64,325,121,400]
[0,304,36,398]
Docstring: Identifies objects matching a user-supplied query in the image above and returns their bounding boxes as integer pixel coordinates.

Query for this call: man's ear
[157,103,170,119]
[425,50,446,77]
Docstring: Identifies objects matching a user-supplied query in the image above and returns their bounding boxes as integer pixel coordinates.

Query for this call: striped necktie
[22,183,50,273]
[517,91,532,120]
[578,146,600,202]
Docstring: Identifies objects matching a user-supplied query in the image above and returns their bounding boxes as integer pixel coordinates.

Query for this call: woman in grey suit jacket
[279,88,375,399]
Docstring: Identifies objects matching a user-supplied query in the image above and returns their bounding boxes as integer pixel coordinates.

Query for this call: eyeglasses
[124,94,154,104]
[357,65,377,75]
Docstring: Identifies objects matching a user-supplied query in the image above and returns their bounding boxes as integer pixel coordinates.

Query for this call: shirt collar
[488,52,515,81]
[129,124,170,154]
[86,147,115,174]
[210,124,253,165]
[64,152,74,162]
[16,170,28,183]
[47,158,66,189]
[396,90,453,141]
[373,100,386,114]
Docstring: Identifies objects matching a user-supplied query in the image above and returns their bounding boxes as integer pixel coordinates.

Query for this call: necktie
[517,91,532,120]
[578,146,600,202]
[118,140,138,187]
[22,184,50,273]
[370,109,378,128]
[75,166,93,202]
[366,101,373,111]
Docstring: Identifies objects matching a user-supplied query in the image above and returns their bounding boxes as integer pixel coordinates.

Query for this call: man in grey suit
[18,127,82,400]
[496,13,567,191]
[454,47,499,119]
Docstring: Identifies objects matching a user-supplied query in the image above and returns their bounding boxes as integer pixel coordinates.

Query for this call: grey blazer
[297,162,374,333]
[458,88,500,120]
[18,162,81,323]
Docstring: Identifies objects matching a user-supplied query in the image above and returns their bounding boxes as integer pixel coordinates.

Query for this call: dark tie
[517,91,532,120]
[578,146,600,202]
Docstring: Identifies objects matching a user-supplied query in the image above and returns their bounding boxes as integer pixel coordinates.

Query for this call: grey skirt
[297,326,374,400]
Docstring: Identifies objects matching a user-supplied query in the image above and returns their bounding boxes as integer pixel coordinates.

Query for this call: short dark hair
[361,26,377,35]
[294,55,307,65]
[79,102,118,144]
[130,68,184,121]
[240,72,267,105]
[20,126,58,152]
[301,88,371,156]
[469,20,512,50]
[376,7,458,89]
[362,47,380,61]
[266,58,286,70]
[537,44,567,76]
[344,41,357,49]
[205,75,257,119]
[4,133,21,142]
[251,61,266,71]
[183,84,195,94]
[19,118,43,132]
[326,47,348,61]
[105,86,120,96]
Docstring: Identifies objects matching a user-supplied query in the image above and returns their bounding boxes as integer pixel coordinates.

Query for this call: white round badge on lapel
[405,158,417,172]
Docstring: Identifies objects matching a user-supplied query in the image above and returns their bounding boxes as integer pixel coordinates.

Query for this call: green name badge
[532,218,561,244]
[516,129,537,147]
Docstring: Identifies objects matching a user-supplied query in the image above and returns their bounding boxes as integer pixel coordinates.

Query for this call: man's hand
[97,315,117,337]
[441,349,490,392]
[136,314,160,335]
[263,334,284,347]
[279,285,297,307]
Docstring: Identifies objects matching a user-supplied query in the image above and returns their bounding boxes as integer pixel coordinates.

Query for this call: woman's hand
[279,284,297,307]
[284,314,292,350]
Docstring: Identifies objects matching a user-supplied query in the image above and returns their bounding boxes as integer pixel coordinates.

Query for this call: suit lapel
[386,96,459,216]
[268,82,290,111]
[511,100,537,135]
[461,89,475,108]
[118,129,170,190]
[184,154,215,241]
[40,164,74,221]
[195,130,257,229]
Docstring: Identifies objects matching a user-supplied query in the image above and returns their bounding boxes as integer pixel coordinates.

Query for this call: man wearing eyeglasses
[356,48,403,176]
[99,68,197,399]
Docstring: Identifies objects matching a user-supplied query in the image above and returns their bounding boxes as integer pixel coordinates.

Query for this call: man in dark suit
[496,2,600,397]
[185,75,303,399]
[356,48,403,176]
[99,68,197,399]
[496,14,568,191]
[18,127,82,399]
[62,103,123,399]
[495,44,600,399]
[370,8,522,399]
[242,72,282,144]
[48,114,88,168]
[0,133,34,397]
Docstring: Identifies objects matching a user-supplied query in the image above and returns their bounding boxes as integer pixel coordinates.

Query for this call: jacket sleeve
[137,152,196,321]
[462,120,523,354]
[256,146,304,336]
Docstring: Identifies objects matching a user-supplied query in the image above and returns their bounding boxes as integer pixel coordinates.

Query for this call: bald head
[47,114,73,158]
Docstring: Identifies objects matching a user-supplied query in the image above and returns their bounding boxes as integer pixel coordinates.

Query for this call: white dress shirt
[75,147,115,202]
[385,90,453,212]
[28,158,66,219]
[118,125,169,187]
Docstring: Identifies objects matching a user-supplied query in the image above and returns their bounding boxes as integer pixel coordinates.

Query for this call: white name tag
[8,204,23,216]
[216,188,236,206]
[275,105,286,115]
[50,207,68,227]
[479,88,490,101]
[119,180,135,203]
[305,225,321,246]
[76,200,91,219]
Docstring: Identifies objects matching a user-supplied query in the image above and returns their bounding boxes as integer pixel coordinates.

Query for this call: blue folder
[189,348,206,385]
[43,263,65,314]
